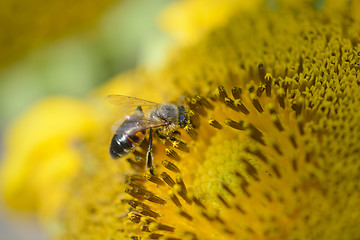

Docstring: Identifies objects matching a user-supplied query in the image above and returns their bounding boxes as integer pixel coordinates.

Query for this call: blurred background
[0,0,173,239]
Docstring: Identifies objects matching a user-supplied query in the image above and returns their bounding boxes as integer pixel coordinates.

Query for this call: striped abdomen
[109,117,146,159]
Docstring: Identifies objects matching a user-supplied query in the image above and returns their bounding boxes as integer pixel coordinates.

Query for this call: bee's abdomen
[109,128,146,159]
[109,134,134,159]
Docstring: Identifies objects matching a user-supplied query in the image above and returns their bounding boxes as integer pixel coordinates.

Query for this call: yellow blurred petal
[159,0,261,45]
[0,97,99,217]
[352,0,360,21]
[36,147,81,219]
[93,70,183,103]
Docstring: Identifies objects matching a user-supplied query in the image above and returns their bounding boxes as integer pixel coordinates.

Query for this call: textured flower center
[56,3,360,240]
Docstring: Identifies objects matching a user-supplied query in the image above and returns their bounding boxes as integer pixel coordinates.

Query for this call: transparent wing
[106,95,159,107]
[113,115,167,134]
[106,95,160,116]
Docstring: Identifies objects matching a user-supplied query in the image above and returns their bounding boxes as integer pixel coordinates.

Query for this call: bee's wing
[113,115,167,134]
[106,95,159,113]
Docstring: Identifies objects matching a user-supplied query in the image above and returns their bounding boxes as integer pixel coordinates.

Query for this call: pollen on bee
[135,131,145,139]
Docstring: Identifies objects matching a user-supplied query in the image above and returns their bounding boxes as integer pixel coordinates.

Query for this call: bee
[107,95,189,173]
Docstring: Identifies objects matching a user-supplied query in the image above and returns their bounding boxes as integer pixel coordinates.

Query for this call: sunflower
[2,0,360,239]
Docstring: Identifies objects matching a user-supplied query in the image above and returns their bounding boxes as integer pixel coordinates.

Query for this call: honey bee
[107,95,189,173]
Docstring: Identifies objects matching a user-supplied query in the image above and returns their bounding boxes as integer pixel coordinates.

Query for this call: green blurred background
[0,0,172,239]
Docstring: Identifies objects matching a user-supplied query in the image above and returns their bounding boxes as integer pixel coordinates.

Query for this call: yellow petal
[0,97,99,218]
[159,0,261,45]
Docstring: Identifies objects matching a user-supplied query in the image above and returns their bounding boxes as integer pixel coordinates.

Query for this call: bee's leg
[156,130,185,145]
[146,129,155,175]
